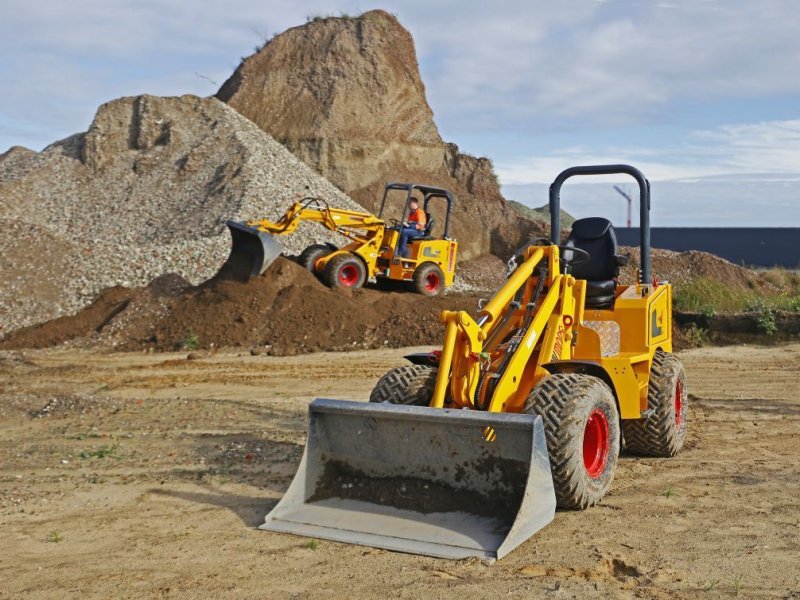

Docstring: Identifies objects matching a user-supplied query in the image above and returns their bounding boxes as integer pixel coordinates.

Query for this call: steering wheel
[388,218,403,228]
[558,245,591,267]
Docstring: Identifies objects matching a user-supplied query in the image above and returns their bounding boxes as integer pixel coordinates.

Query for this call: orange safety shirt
[408,207,427,231]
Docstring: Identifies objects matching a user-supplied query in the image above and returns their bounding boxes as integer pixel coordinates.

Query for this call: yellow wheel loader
[260,165,688,559]
[225,183,458,295]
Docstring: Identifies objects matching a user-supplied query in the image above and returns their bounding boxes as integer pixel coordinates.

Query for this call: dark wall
[616,228,800,268]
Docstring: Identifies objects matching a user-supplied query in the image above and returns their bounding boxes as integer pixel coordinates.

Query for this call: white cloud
[1,0,799,152]
[496,119,800,184]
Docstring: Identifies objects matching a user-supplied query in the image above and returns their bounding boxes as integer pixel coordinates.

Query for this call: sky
[1,0,799,226]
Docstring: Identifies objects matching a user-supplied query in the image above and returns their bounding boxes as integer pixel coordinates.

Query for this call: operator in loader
[397,198,427,258]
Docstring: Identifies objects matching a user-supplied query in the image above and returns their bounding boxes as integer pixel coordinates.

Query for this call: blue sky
[2,0,799,226]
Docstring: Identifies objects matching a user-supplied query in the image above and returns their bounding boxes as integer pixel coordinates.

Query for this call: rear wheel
[369,365,437,406]
[622,350,687,457]
[413,263,445,296]
[322,253,367,289]
[298,244,333,273]
[524,373,620,509]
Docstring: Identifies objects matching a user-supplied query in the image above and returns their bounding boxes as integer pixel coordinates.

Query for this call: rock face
[0,94,366,334]
[217,10,543,260]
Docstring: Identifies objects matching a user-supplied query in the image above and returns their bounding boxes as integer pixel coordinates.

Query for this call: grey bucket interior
[225,221,284,279]
[260,399,556,560]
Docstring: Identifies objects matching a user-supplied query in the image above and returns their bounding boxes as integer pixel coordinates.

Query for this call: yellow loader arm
[225,197,387,279]
[432,243,585,413]
[245,197,385,244]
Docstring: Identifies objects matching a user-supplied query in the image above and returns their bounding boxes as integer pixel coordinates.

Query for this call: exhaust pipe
[260,399,556,560]
[224,221,284,280]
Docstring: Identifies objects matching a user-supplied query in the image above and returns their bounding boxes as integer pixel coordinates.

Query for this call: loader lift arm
[242,196,386,246]
[432,244,588,414]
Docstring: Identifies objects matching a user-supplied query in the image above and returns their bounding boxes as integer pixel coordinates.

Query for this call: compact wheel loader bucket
[260,399,556,559]
[224,220,284,279]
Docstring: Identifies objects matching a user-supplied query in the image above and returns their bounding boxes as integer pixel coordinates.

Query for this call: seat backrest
[424,213,436,236]
[565,217,619,281]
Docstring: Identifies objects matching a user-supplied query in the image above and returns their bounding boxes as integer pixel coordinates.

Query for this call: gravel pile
[0,94,368,334]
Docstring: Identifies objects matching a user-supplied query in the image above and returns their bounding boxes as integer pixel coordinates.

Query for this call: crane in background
[614,185,633,228]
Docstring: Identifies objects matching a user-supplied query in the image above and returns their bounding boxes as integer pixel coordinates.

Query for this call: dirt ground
[1,344,799,599]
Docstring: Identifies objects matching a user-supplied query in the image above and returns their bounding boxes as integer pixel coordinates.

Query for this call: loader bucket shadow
[149,486,279,528]
[260,399,556,560]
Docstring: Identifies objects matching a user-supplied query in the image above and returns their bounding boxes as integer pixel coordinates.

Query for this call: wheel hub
[583,408,610,478]
[424,272,440,292]
[674,379,684,428]
[338,265,359,286]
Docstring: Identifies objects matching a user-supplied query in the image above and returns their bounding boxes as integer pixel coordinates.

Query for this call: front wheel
[297,244,333,274]
[525,373,620,510]
[369,365,437,406]
[321,253,367,289]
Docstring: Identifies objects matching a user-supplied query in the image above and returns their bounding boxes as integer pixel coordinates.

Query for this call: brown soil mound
[1,258,479,355]
[3,246,787,354]
[620,247,779,292]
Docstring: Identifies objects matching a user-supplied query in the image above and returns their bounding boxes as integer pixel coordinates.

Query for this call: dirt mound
[0,95,368,335]
[217,10,543,260]
[2,241,784,354]
[620,247,779,292]
[1,258,479,355]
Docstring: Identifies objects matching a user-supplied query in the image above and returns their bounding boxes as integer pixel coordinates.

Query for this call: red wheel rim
[338,264,359,286]
[674,379,684,428]
[424,272,440,293]
[583,409,610,479]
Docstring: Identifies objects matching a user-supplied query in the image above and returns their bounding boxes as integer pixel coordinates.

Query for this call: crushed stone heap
[0,94,367,334]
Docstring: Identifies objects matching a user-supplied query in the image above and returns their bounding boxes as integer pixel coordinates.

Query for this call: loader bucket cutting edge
[225,220,284,279]
[260,399,556,560]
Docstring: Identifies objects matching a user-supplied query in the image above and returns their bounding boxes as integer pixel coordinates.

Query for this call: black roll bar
[549,164,651,283]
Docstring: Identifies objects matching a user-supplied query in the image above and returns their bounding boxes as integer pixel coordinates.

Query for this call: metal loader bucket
[224,221,284,279]
[260,399,556,560]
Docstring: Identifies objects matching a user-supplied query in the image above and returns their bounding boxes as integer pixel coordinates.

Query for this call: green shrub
[755,309,778,336]
[182,331,199,350]
[684,325,709,346]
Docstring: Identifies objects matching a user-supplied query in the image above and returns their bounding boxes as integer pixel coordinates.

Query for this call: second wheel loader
[259,165,688,560]
[225,183,458,296]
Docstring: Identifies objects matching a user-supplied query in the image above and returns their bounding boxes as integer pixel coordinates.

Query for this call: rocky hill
[0,95,366,334]
[508,200,575,229]
[216,10,544,260]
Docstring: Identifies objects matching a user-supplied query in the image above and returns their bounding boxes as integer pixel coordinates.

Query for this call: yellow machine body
[431,243,671,420]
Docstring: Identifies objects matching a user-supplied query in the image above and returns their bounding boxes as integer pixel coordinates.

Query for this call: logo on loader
[651,309,664,338]
[423,247,441,258]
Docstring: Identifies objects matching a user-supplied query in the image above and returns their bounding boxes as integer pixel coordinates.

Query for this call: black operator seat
[564,217,629,309]
[420,212,436,239]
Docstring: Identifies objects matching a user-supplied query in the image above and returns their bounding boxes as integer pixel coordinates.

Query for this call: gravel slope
[0,95,367,334]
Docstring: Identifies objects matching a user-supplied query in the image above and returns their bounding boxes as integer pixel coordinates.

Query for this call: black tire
[321,253,367,289]
[524,373,620,510]
[622,350,687,457]
[369,365,437,406]
[413,263,445,296]
[298,244,332,273]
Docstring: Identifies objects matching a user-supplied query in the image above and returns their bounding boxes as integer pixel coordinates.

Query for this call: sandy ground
[1,344,799,599]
